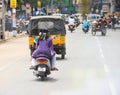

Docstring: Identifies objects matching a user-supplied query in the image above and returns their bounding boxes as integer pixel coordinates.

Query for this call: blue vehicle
[82,20,90,33]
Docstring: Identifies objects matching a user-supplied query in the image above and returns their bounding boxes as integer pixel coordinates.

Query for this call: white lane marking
[109,81,118,95]
[95,36,105,59]
[95,36,118,95]
[101,53,105,59]
[104,64,109,73]
[99,48,103,53]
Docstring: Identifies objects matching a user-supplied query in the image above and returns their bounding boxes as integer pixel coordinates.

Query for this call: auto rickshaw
[28,16,66,59]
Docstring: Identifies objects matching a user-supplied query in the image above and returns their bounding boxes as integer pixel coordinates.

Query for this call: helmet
[70,16,74,18]
[38,29,49,40]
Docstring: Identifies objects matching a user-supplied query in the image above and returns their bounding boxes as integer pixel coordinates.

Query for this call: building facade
[70,0,120,15]
[90,0,120,14]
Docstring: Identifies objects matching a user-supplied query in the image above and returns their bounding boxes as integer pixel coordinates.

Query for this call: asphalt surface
[0,25,120,95]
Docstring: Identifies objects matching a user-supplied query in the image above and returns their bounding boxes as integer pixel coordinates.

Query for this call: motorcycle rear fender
[36,57,51,68]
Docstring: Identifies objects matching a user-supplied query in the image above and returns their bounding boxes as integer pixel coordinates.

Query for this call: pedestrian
[12,16,17,37]
[5,15,9,31]
[111,15,116,30]
[8,15,12,32]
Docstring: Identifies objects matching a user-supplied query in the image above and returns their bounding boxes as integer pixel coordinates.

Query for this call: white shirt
[68,18,75,25]
[12,18,16,27]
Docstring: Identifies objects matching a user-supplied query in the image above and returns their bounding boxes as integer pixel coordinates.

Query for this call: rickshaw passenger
[30,29,58,71]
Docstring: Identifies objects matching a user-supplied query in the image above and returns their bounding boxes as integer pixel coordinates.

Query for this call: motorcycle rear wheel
[92,30,96,36]
[41,76,46,81]
[61,54,65,59]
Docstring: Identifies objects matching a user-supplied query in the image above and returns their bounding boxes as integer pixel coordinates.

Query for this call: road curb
[0,31,27,43]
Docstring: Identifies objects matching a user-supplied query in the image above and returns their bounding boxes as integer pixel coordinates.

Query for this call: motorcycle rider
[111,15,116,30]
[98,16,108,36]
[68,16,75,29]
[30,29,58,71]
[82,19,90,31]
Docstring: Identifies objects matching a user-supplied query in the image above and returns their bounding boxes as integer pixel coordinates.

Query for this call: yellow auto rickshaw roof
[29,15,66,36]
[30,15,63,20]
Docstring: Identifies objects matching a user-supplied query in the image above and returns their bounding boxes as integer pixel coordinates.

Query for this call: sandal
[51,67,59,71]
[29,66,35,70]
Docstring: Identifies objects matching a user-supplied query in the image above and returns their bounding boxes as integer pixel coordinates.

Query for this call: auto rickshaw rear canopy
[29,16,66,36]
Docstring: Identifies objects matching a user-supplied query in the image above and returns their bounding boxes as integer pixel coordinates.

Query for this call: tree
[115,0,120,5]
[81,0,90,20]
[17,0,24,9]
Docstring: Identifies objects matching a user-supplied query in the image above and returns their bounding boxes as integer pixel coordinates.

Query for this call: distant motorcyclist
[106,15,112,28]
[30,29,58,71]
[82,19,90,31]
[74,15,80,27]
[111,15,116,30]
[98,16,108,36]
[68,16,75,29]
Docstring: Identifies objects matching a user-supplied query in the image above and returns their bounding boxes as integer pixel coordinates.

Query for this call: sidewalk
[0,31,27,42]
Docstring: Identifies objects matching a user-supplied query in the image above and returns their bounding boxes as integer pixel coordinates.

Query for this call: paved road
[0,25,120,95]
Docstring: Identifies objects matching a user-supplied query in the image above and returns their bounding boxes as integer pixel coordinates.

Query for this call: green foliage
[17,0,24,9]
[17,0,24,5]
[16,0,66,9]
[29,0,38,7]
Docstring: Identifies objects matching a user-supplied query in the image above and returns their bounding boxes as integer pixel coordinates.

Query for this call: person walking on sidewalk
[7,15,12,32]
[12,16,17,37]
[111,15,116,30]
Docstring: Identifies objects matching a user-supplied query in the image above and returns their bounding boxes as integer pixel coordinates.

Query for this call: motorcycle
[33,54,51,80]
[101,27,106,36]
[82,21,90,34]
[69,25,74,33]
[107,22,112,28]
[82,27,89,33]
[16,22,22,33]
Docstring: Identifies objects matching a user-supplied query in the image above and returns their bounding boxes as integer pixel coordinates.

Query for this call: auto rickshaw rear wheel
[91,30,96,36]
[61,54,65,59]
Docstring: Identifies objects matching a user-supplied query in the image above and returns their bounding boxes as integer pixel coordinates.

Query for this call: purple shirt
[32,37,55,57]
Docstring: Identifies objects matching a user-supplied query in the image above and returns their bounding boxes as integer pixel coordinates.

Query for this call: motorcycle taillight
[36,59,48,64]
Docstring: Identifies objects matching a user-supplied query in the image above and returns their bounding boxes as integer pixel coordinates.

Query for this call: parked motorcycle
[16,22,22,33]
[33,54,51,80]
[16,20,25,34]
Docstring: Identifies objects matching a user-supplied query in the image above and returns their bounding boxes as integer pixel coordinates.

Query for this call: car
[87,14,101,24]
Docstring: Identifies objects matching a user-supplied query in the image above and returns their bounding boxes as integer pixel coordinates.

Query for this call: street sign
[37,1,41,7]
[102,5,109,12]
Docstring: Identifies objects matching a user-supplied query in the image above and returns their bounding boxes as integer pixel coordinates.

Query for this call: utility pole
[0,0,5,40]
[101,0,103,15]
[109,0,114,13]
[51,0,53,13]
